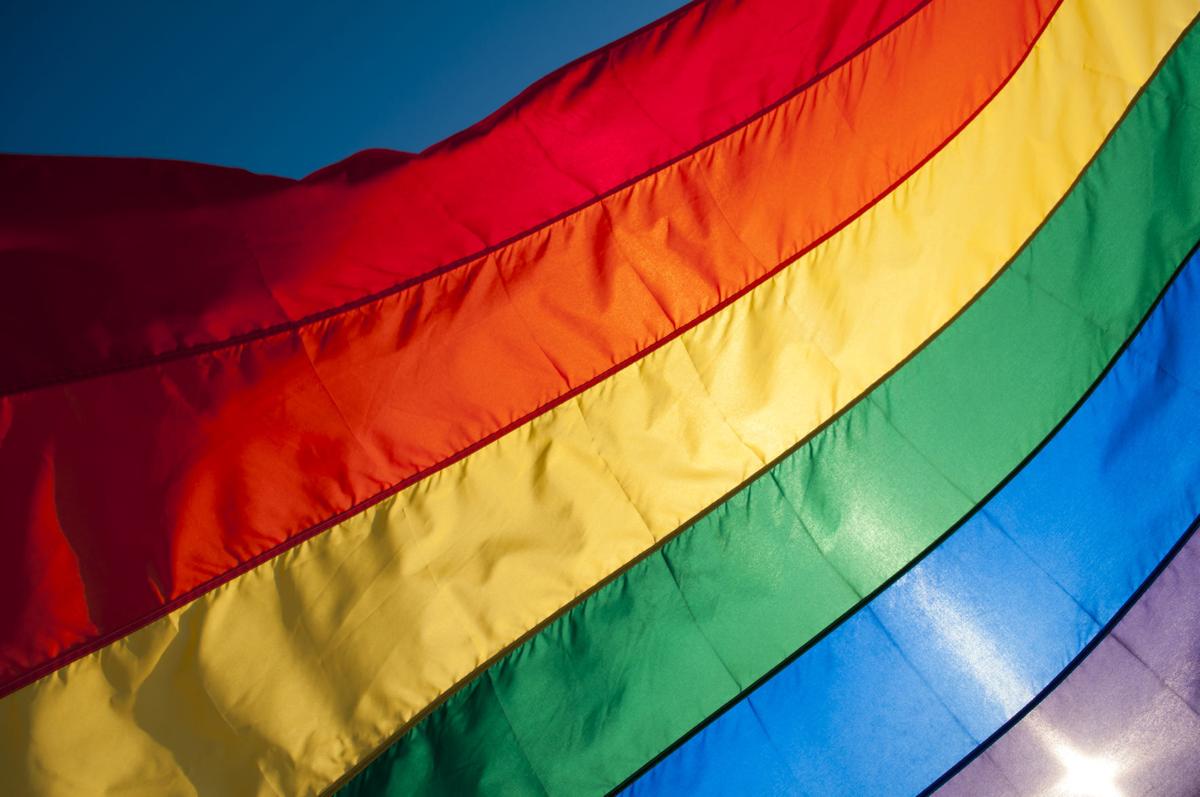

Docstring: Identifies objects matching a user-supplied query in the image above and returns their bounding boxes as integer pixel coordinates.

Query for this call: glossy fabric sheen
[626,247,1200,797]
[0,0,1042,691]
[341,25,1200,796]
[0,0,925,389]
[937,530,1200,797]
[2,2,1183,794]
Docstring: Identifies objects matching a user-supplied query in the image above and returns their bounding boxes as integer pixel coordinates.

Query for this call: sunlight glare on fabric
[1054,744,1123,797]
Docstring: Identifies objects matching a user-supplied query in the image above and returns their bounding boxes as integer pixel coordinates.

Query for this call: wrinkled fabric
[341,23,1200,795]
[0,0,1044,693]
[936,529,1200,797]
[626,240,1200,797]
[5,0,1184,793]
[1,0,928,389]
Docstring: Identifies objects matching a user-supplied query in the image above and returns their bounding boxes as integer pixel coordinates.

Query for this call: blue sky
[0,0,682,178]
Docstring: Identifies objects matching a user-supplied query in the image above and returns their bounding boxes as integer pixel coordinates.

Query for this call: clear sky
[0,0,683,178]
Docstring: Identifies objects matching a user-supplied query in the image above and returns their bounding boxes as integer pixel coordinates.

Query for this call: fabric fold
[0,0,1047,695]
[3,1,1196,796]
[933,527,1200,796]
[625,238,1200,796]
[340,13,1200,795]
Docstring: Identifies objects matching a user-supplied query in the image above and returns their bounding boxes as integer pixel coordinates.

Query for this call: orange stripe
[1,0,927,393]
[0,0,1045,695]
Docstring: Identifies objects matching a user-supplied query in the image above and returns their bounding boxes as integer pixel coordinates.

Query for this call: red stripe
[0,0,924,394]
[0,0,1051,697]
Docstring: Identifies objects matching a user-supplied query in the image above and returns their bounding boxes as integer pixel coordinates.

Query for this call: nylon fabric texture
[935,529,1200,797]
[0,0,1044,691]
[339,21,1200,795]
[2,1,1190,794]
[625,242,1200,797]
[1,0,927,389]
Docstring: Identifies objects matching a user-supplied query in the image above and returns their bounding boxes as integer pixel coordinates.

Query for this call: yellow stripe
[5,1,1195,794]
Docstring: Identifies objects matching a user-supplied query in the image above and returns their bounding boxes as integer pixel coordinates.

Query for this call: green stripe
[341,29,1200,797]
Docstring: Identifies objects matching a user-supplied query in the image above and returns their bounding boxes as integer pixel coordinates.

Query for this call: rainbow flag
[2,0,1199,794]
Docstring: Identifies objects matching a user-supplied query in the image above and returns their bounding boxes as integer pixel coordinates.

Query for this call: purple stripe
[936,528,1200,796]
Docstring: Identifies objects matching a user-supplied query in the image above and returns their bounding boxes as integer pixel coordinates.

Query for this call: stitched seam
[2,0,937,397]
[0,0,1063,703]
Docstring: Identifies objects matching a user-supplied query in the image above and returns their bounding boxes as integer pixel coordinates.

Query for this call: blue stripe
[624,244,1200,796]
